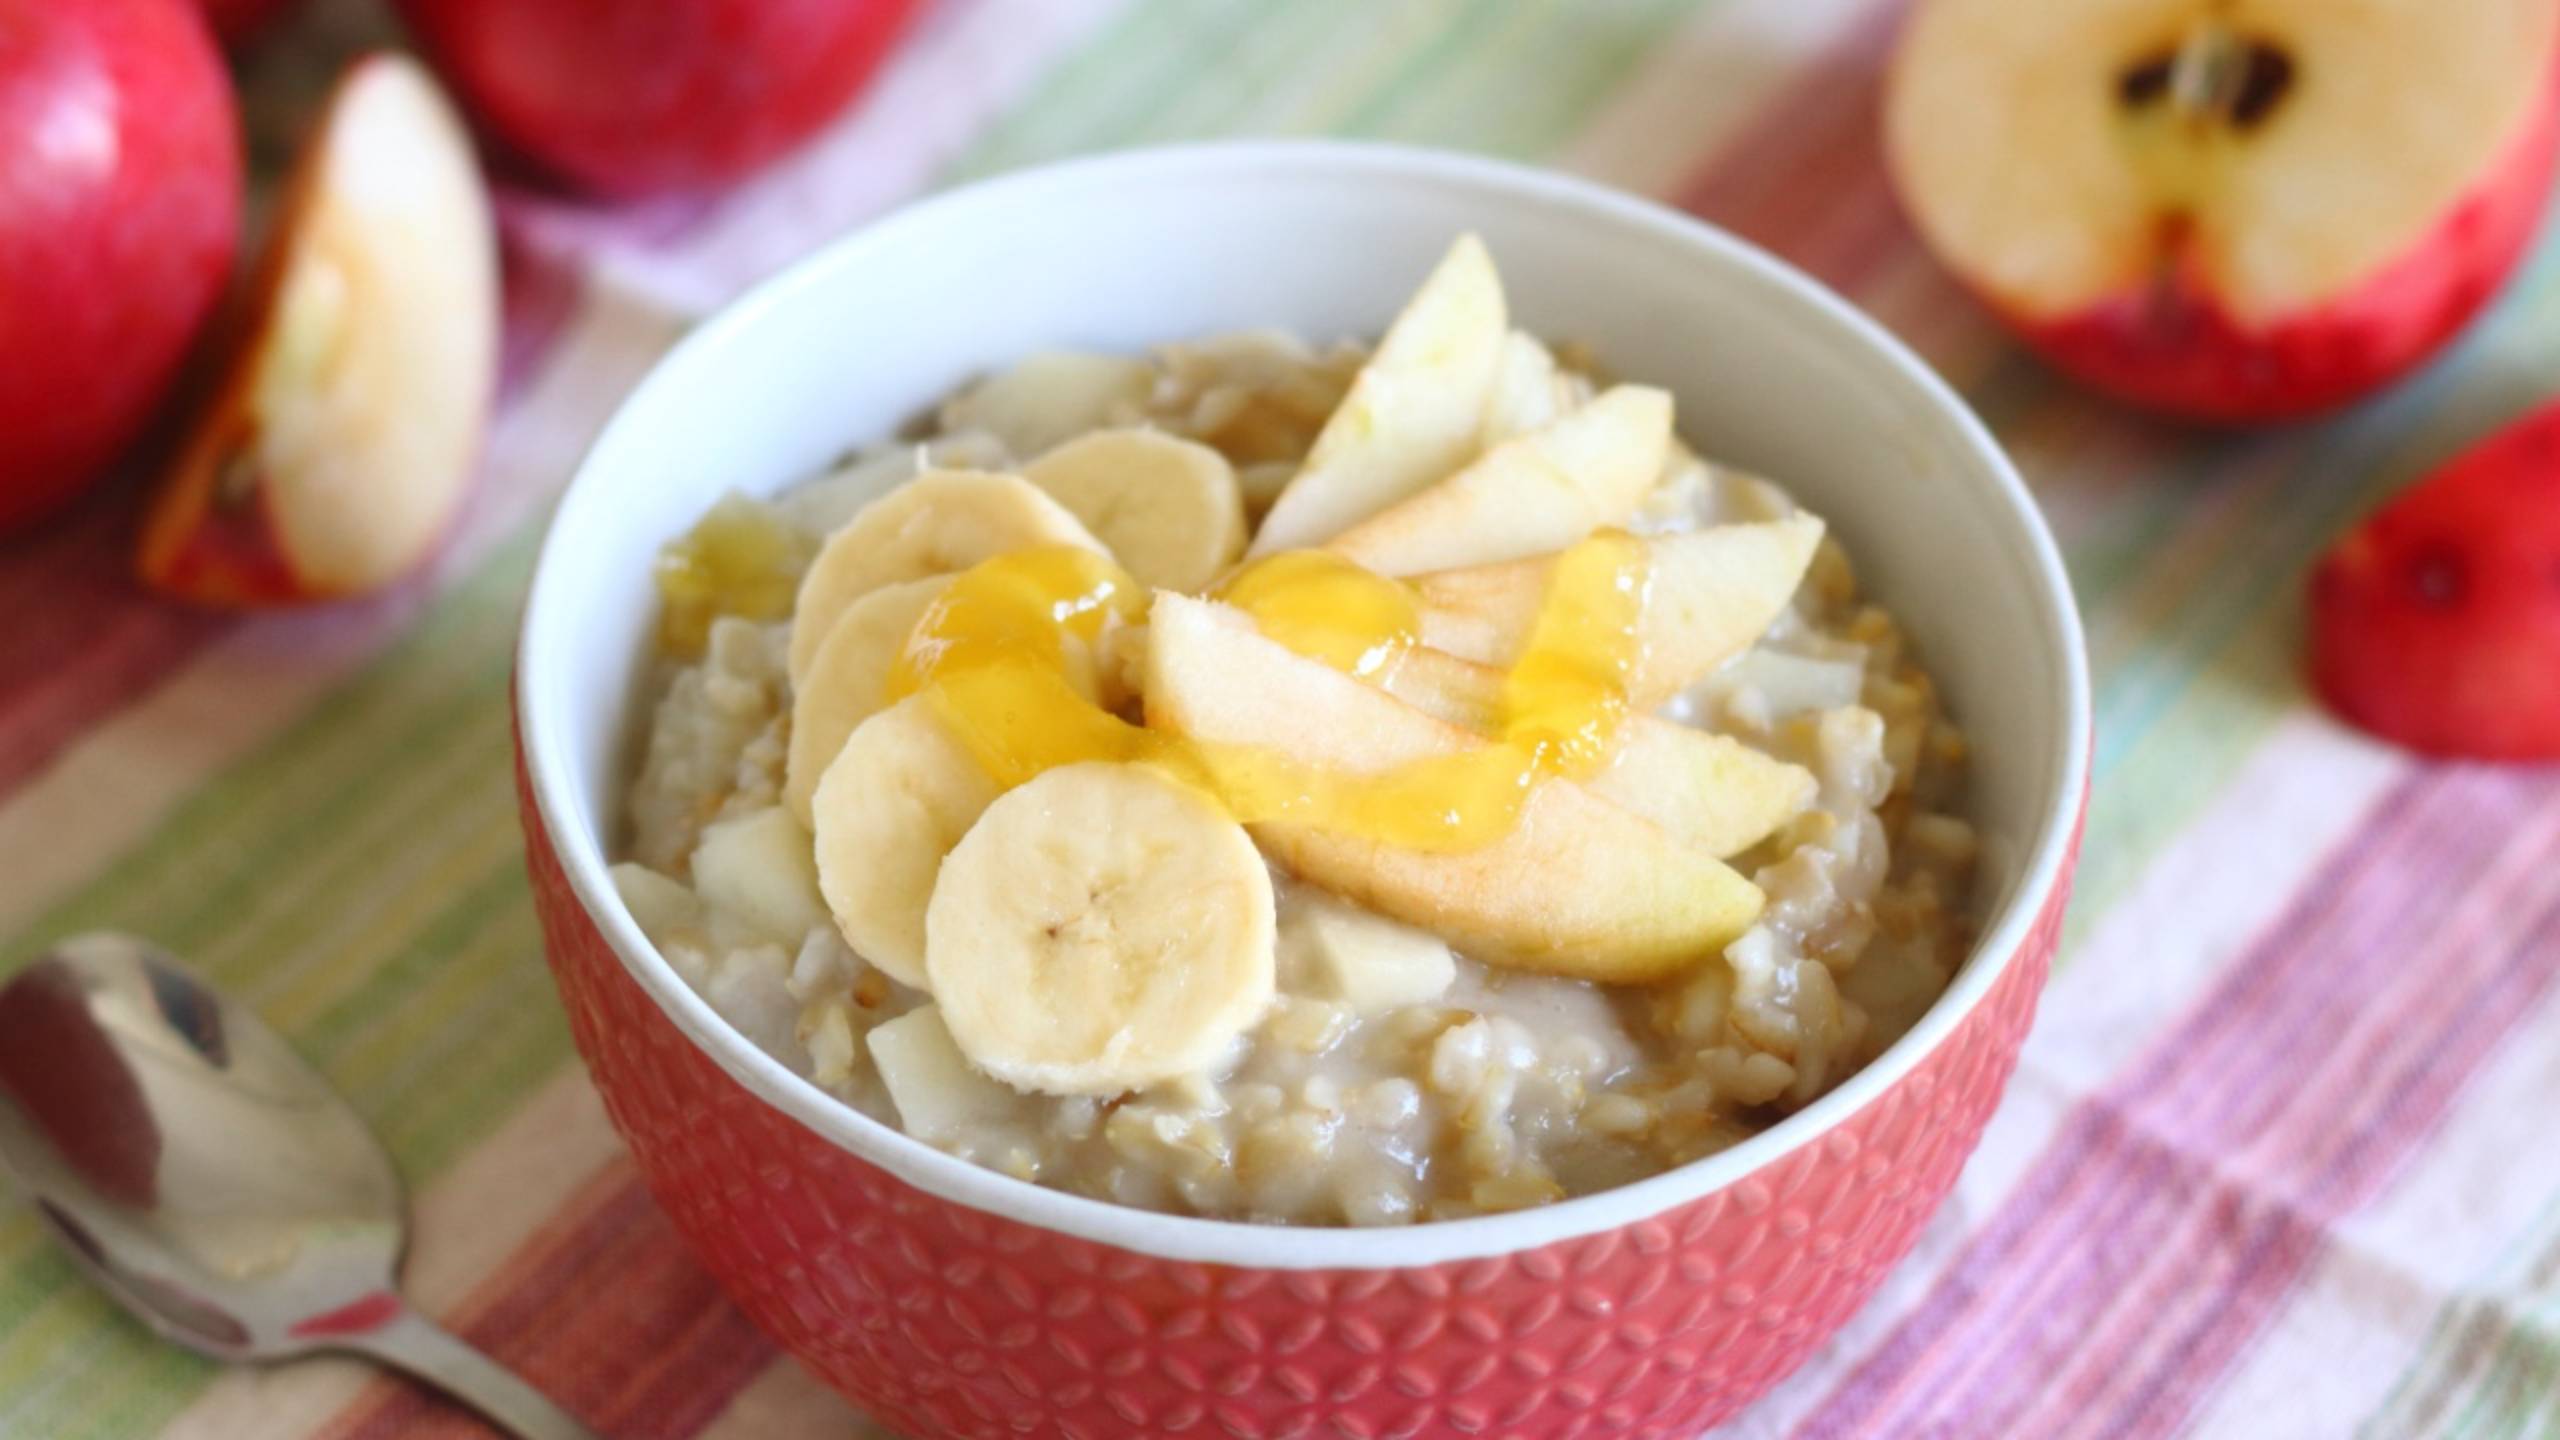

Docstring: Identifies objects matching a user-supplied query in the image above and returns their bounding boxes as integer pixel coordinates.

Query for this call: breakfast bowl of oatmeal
[515,142,2088,1440]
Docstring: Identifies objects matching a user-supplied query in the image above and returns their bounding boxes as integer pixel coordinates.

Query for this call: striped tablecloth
[7,2,2560,1436]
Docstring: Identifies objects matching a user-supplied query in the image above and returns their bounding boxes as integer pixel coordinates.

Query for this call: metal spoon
[0,933,597,1440]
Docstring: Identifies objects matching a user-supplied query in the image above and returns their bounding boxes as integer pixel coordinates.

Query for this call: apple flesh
[0,0,241,533]
[1886,0,2560,422]
[139,54,497,607]
[394,0,922,197]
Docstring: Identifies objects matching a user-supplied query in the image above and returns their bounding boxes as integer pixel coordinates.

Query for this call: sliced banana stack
[1024,428,1247,595]
[789,469,1108,682]
[926,762,1277,1095]
[787,570,1110,827]
[810,694,1004,988]
[785,574,954,826]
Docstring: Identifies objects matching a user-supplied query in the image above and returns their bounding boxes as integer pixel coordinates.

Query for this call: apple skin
[1988,56,2560,425]
[394,0,923,198]
[0,0,242,533]
[198,0,302,45]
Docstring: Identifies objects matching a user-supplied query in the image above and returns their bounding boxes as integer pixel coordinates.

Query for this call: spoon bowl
[0,933,595,1440]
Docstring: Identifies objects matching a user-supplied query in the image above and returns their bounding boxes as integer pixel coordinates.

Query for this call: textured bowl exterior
[518,751,2080,1439]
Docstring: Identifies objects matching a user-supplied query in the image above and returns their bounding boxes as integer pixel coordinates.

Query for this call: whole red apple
[1885,0,2560,423]
[0,0,242,532]
[2310,401,2560,761]
[394,0,921,198]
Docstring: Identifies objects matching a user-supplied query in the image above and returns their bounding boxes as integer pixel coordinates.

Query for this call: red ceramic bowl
[515,143,2091,1439]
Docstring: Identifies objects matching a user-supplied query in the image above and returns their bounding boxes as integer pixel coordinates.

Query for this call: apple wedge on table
[1409,516,1826,708]
[1248,234,1508,556]
[139,55,496,607]
[1325,384,1673,576]
[1144,594,1764,983]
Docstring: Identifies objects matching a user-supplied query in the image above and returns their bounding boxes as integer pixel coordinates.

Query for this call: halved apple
[1885,0,2560,421]
[1144,593,1762,982]
[139,54,497,607]
[1411,517,1824,708]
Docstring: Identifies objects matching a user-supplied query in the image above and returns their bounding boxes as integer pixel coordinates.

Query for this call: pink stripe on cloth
[1794,782,2443,1433]
[0,493,227,796]
[1794,768,2560,1440]
[312,1163,776,1440]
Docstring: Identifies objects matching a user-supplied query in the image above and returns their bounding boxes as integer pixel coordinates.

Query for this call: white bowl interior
[520,143,2089,1268]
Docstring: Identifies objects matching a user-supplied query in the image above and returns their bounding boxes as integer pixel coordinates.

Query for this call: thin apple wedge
[1144,594,1762,982]
[1414,516,1824,707]
[1326,385,1673,576]
[139,54,496,606]
[1478,330,1587,446]
[1380,647,1815,858]
[1247,235,1506,556]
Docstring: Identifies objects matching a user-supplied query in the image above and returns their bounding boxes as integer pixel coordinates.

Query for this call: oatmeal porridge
[610,236,1977,1226]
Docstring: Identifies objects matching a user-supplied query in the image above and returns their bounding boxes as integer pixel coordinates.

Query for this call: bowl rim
[518,138,2091,1271]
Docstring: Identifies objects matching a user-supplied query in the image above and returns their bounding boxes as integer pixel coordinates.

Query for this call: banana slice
[1024,428,1246,594]
[926,762,1276,1095]
[789,470,1107,683]
[1249,235,1507,556]
[784,574,955,827]
[940,351,1154,459]
[810,694,1003,989]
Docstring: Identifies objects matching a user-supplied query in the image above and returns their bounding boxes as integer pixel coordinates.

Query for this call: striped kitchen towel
[4,2,2558,1436]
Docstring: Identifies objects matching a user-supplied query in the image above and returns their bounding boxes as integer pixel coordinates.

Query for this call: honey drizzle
[878,533,1650,853]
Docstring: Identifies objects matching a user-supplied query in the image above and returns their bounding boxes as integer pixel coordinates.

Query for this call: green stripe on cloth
[942,0,1704,180]
[0,527,568,1440]
[2003,216,2560,955]
[2361,1194,2560,1437]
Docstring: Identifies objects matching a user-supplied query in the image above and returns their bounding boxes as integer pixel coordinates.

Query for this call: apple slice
[139,55,496,606]
[1247,235,1506,556]
[1480,329,1600,450]
[1885,0,2560,421]
[1325,385,1672,576]
[1412,516,1824,708]
[1381,647,1815,858]
[1144,593,1762,983]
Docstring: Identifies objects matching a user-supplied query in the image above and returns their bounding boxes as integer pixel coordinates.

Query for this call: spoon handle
[346,1304,600,1440]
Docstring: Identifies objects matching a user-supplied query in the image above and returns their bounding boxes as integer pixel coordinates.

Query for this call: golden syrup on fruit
[1213,549,1418,678]
[1498,530,1647,773]
[653,495,816,657]
[884,534,1649,852]
[884,545,1151,787]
